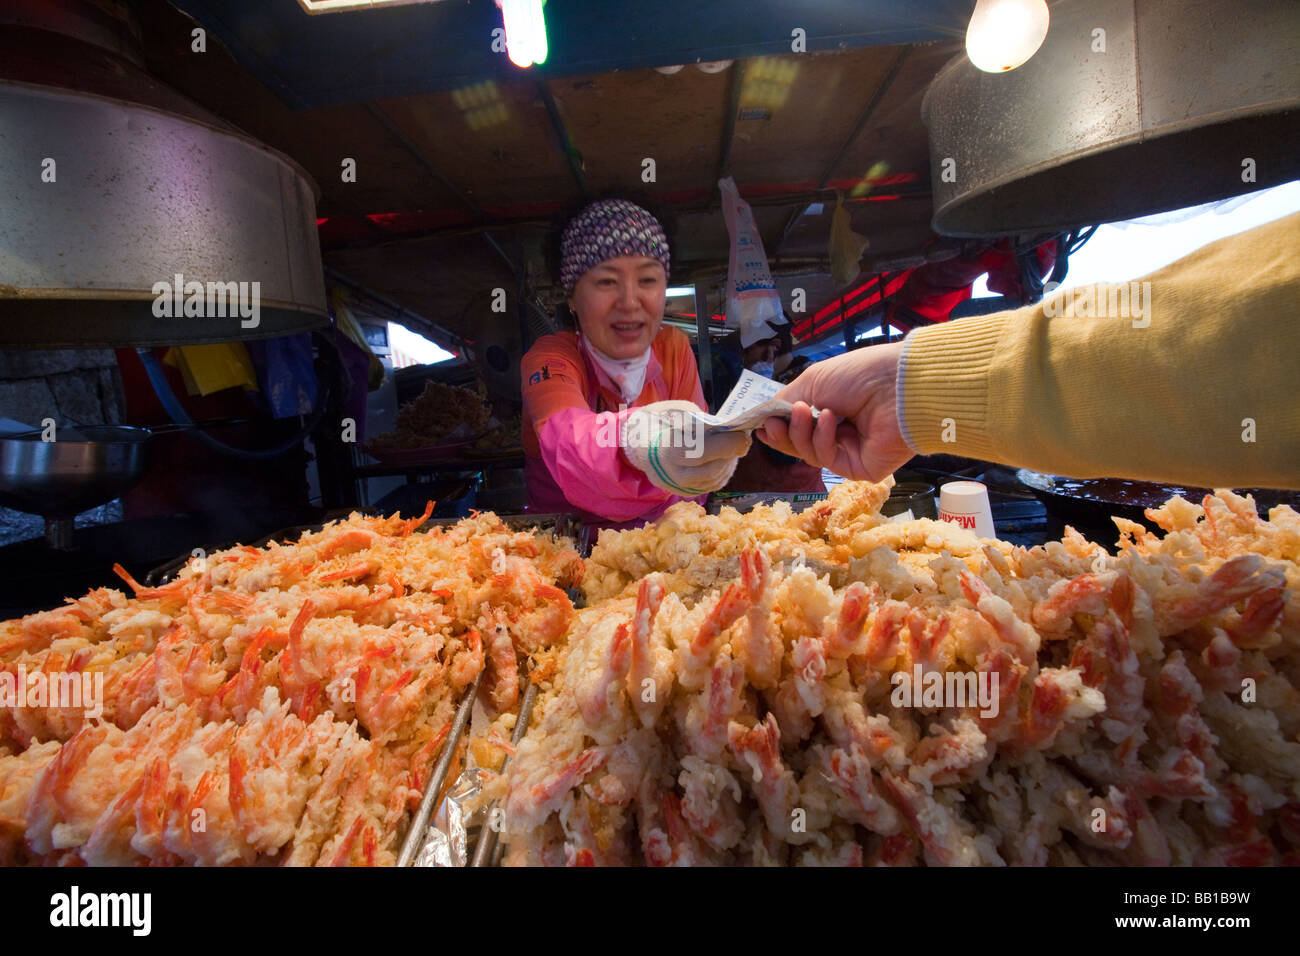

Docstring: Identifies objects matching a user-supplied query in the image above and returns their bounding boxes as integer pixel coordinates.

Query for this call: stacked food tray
[4,482,1299,866]
[0,506,583,866]
[140,512,581,868]
[479,483,1300,866]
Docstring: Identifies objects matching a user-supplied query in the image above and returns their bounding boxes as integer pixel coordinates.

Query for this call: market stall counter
[2,478,1297,867]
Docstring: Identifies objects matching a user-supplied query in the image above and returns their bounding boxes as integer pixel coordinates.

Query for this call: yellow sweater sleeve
[898,210,1300,489]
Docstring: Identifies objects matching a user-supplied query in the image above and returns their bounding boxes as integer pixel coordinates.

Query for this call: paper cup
[938,480,996,538]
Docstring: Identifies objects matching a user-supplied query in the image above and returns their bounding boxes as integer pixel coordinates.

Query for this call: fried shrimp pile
[0,505,581,866]
[368,381,492,450]
[494,482,1300,866]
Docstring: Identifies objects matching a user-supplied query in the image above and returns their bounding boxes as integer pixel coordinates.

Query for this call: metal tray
[1016,470,1299,534]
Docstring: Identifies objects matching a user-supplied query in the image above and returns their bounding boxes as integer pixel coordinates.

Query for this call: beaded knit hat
[560,199,671,293]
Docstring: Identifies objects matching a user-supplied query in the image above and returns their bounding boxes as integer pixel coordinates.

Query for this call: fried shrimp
[0,506,580,865]
[496,484,1300,867]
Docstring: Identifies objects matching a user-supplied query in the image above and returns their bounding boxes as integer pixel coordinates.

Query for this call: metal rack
[467,680,539,867]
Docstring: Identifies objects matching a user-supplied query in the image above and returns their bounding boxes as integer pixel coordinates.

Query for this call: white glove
[620,400,751,496]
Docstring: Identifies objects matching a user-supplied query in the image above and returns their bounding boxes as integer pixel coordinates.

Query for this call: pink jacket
[521,328,706,528]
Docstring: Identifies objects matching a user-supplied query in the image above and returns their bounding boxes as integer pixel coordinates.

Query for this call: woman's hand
[756,340,912,481]
[621,400,751,496]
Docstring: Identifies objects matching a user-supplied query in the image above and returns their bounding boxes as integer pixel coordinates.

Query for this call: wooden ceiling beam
[714,59,747,184]
[318,184,932,254]
[537,81,590,202]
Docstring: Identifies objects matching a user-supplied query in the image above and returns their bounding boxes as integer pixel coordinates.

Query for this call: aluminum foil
[413,767,489,867]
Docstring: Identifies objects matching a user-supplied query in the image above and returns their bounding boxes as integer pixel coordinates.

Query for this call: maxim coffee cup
[938,480,996,538]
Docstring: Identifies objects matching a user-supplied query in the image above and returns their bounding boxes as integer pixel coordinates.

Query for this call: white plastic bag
[719,176,787,346]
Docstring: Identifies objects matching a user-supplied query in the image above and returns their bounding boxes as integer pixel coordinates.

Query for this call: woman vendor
[521,198,749,526]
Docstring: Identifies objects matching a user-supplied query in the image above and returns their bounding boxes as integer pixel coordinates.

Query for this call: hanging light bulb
[965,0,1050,72]
[523,0,548,66]
[497,0,548,68]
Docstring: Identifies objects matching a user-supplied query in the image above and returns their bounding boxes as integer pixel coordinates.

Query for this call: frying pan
[1016,470,1300,534]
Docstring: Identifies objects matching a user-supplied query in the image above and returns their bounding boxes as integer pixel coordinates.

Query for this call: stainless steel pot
[0,425,151,548]
[0,0,328,347]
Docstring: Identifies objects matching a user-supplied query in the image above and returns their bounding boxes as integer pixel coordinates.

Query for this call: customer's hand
[757,341,912,481]
[621,400,751,496]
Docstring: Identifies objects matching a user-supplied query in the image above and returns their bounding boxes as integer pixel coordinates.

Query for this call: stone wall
[0,349,127,546]
[0,349,124,428]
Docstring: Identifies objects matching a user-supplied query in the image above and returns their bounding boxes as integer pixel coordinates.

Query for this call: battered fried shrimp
[497,484,1300,867]
[0,505,581,865]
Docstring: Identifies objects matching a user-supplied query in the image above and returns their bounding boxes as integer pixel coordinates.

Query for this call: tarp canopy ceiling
[133,0,971,346]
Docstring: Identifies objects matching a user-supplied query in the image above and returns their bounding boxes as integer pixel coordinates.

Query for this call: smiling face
[568,256,667,359]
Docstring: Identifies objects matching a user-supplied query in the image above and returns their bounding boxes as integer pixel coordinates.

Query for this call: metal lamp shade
[923,0,1300,236]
